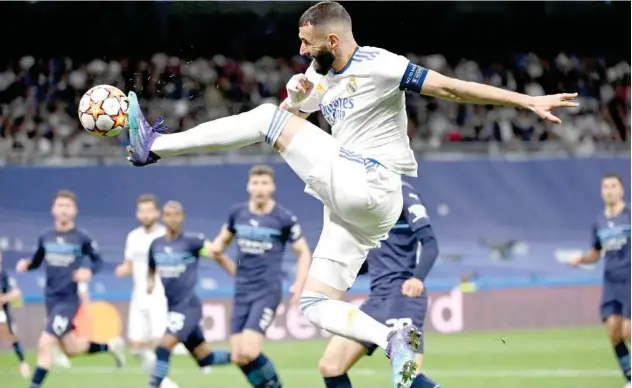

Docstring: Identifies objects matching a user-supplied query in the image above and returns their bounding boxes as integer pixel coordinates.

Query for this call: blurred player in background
[15,190,125,388]
[570,174,631,387]
[147,201,235,388]
[211,165,311,388]
[0,250,31,378]
[51,278,90,369]
[115,194,179,388]
[319,181,440,388]
[125,1,577,385]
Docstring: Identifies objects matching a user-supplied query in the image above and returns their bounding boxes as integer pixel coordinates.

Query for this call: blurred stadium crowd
[0,52,629,161]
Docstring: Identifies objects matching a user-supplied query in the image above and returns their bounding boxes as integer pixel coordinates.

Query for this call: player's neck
[249,200,275,215]
[54,221,74,233]
[604,201,626,218]
[143,223,160,233]
[332,40,358,73]
[165,229,181,240]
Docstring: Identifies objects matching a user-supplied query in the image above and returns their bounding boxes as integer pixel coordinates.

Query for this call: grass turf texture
[0,327,625,388]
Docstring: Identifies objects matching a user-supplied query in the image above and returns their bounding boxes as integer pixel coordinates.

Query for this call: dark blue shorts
[359,293,428,356]
[230,292,282,335]
[600,279,631,321]
[166,297,205,346]
[45,299,79,338]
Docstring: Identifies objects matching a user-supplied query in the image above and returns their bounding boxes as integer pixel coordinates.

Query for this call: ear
[327,33,341,49]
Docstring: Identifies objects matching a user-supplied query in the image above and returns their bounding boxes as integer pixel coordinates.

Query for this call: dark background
[0,1,629,62]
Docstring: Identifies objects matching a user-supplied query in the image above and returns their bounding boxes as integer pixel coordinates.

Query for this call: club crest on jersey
[346,76,358,94]
[315,83,325,94]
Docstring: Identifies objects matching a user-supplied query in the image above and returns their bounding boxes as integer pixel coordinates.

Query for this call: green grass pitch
[0,327,625,388]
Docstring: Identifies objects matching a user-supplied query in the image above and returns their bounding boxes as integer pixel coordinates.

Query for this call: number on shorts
[167,312,185,333]
[376,233,389,249]
[52,315,69,336]
[259,308,274,331]
[385,318,413,331]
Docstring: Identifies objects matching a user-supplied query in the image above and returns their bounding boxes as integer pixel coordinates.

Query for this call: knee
[299,290,329,318]
[607,325,624,343]
[239,344,261,365]
[318,354,346,377]
[38,333,55,350]
[622,321,631,341]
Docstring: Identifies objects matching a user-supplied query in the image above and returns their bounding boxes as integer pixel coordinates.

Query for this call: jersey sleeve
[372,49,429,95]
[298,66,324,114]
[28,235,46,270]
[592,223,602,251]
[191,234,207,257]
[284,213,304,243]
[124,232,133,260]
[226,208,238,234]
[81,233,103,274]
[402,184,431,232]
[148,240,156,271]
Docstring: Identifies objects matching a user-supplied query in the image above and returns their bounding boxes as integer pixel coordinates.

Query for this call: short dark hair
[249,165,275,179]
[137,193,159,208]
[54,190,77,204]
[602,173,625,186]
[298,1,351,28]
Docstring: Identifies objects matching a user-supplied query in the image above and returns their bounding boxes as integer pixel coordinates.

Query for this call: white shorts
[282,127,403,291]
[128,297,168,343]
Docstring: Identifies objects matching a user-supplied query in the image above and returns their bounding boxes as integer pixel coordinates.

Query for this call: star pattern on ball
[88,101,105,121]
[113,111,127,128]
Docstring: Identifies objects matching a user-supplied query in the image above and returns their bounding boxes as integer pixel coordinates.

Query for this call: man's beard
[311,49,336,75]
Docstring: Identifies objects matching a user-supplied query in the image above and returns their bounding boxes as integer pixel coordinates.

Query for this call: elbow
[422,71,465,102]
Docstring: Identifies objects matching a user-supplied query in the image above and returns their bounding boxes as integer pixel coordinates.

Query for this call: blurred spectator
[0,52,629,161]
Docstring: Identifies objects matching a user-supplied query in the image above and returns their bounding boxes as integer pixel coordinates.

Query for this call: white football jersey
[124,225,166,300]
[300,46,418,177]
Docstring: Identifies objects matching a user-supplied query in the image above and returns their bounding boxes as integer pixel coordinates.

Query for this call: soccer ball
[78,85,129,137]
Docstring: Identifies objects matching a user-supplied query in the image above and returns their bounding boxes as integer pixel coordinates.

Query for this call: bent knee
[318,355,347,377]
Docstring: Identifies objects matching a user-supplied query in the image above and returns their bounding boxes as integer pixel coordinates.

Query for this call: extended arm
[418,67,578,123]
[25,238,46,271]
[412,225,439,281]
[147,244,156,294]
[201,240,236,276]
[0,278,21,305]
[290,237,312,294]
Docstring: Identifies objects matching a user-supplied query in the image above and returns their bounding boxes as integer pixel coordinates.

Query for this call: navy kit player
[125,2,577,385]
[319,181,440,388]
[15,190,125,388]
[211,165,312,388]
[570,174,631,387]
[0,250,31,378]
[147,201,235,388]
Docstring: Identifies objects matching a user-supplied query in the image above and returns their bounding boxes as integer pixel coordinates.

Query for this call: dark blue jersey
[593,205,631,282]
[1,271,17,311]
[367,181,435,297]
[28,228,102,303]
[149,232,205,309]
[226,203,302,300]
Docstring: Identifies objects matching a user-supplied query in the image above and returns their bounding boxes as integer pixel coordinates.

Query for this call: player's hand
[285,74,314,108]
[527,93,578,124]
[401,278,424,298]
[73,267,92,283]
[114,264,129,277]
[289,283,301,308]
[15,259,30,273]
[568,256,583,267]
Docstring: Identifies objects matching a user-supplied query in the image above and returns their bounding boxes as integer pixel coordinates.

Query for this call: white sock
[150,103,291,158]
[300,290,391,349]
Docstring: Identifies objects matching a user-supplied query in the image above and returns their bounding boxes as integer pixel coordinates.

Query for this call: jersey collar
[331,46,359,76]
